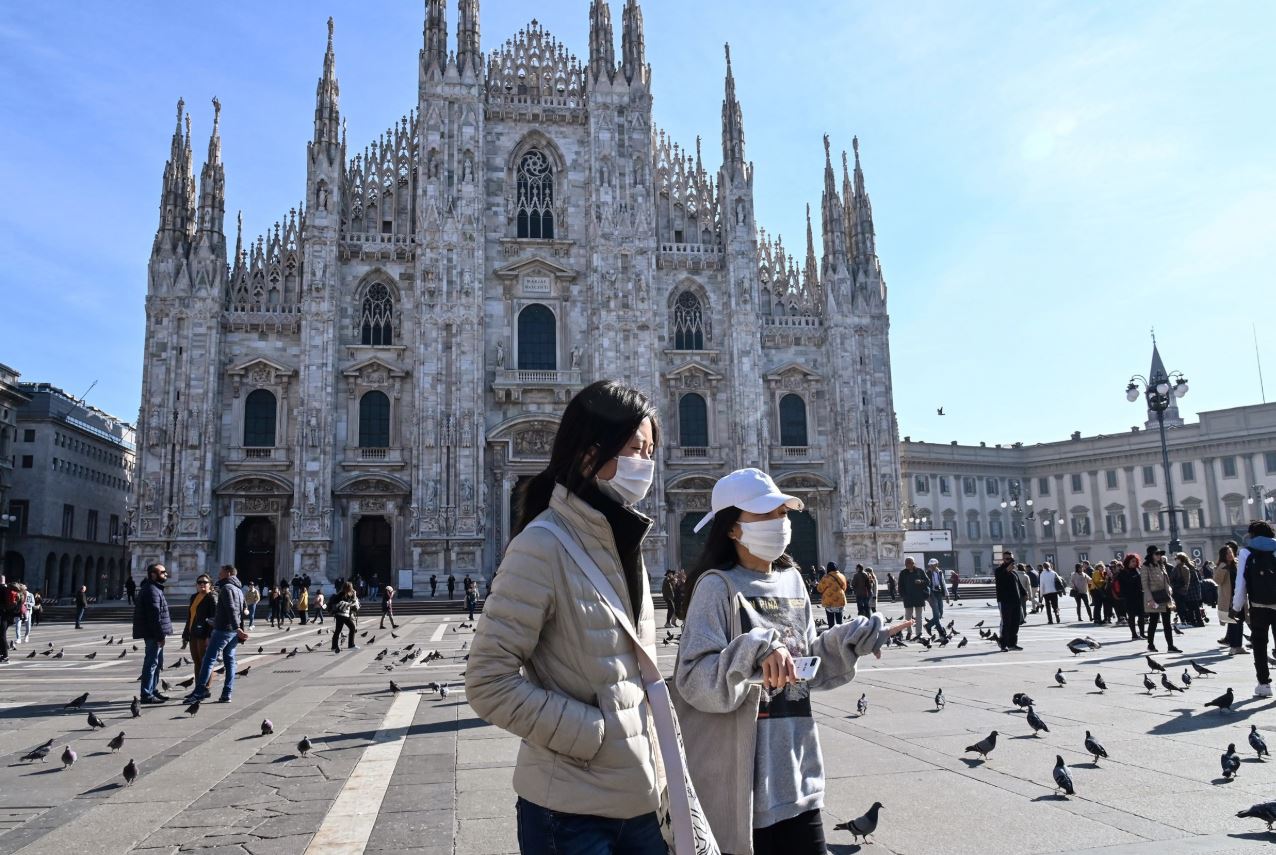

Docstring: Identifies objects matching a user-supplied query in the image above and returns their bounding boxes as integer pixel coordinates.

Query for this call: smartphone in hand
[792,656,821,681]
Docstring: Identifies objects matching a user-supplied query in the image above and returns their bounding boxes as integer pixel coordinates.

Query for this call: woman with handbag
[329,582,359,652]
[466,381,669,855]
[182,574,218,695]
[675,468,910,855]
[1138,551,1180,653]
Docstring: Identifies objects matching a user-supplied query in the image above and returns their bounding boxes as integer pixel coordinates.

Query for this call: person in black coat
[132,563,173,703]
[1118,554,1145,640]
[994,551,1023,651]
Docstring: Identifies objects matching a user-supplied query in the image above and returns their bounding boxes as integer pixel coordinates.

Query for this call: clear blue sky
[1,1,1272,445]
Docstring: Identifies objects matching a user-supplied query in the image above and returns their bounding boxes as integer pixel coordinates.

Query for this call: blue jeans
[515,798,666,855]
[75,606,86,627]
[925,595,946,636]
[194,628,240,700]
[246,602,258,628]
[141,638,165,698]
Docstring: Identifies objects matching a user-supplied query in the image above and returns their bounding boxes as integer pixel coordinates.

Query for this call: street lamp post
[900,502,931,530]
[1040,509,1062,568]
[1250,485,1276,523]
[1126,362,1189,554]
[1001,491,1034,542]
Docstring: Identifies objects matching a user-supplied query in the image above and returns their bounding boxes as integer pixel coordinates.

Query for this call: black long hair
[512,380,660,537]
[678,505,796,620]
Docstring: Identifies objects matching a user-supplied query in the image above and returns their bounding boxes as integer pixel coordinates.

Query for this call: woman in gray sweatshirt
[674,468,910,855]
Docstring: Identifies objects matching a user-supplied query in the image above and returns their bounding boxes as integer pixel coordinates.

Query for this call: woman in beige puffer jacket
[466,381,667,854]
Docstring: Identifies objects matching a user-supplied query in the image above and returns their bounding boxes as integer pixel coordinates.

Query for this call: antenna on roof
[78,379,98,405]
[1256,323,1267,404]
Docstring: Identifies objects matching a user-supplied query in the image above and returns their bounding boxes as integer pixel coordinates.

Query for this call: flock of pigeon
[14,621,473,789]
[842,615,1276,837]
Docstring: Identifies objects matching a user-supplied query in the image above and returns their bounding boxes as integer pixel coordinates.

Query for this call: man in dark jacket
[133,563,173,703]
[994,551,1023,651]
[899,557,930,640]
[125,575,136,605]
[186,565,245,704]
[74,585,88,628]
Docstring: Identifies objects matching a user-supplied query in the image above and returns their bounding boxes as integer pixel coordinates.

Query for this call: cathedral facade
[131,1,904,593]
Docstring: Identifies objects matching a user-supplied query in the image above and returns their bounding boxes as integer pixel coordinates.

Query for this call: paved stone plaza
[1,604,1273,854]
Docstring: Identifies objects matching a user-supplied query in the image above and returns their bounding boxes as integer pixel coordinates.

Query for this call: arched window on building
[678,393,709,447]
[359,391,391,448]
[243,389,277,447]
[517,304,556,370]
[779,394,808,447]
[673,291,706,350]
[360,283,394,346]
[516,150,555,239]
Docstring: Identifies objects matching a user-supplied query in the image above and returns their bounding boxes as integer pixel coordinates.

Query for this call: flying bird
[108,732,126,753]
[1204,687,1234,712]
[834,802,883,844]
[87,712,106,729]
[1249,725,1269,760]
[935,689,945,711]
[1052,755,1075,796]
[261,719,274,736]
[1190,660,1216,677]
[1094,674,1107,693]
[123,759,138,785]
[1084,731,1108,764]
[297,736,313,757]
[1026,706,1049,736]
[857,694,868,716]
[1237,801,1276,831]
[61,746,77,770]
[1145,655,1165,673]
[936,407,945,416]
[64,692,90,710]
[1054,668,1066,687]
[1221,744,1241,780]
[965,731,998,760]
[1160,673,1185,694]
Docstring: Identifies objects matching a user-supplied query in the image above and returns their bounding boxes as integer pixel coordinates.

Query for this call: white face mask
[737,517,792,563]
[598,455,655,505]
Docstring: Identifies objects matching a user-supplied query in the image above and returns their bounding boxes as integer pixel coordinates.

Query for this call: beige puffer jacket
[466,485,660,819]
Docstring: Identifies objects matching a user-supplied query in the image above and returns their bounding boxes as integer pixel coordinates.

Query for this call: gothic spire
[313,17,341,147]
[182,111,196,241]
[721,43,745,168]
[196,97,225,245]
[848,136,877,273]
[457,0,480,76]
[804,202,819,292]
[621,0,645,84]
[820,134,849,276]
[155,98,186,242]
[423,0,448,76]
[588,1,615,83]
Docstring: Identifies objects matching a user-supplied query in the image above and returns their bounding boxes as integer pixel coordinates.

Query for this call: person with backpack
[329,581,360,652]
[674,468,910,855]
[1232,520,1276,697]
[466,381,669,854]
[816,562,848,627]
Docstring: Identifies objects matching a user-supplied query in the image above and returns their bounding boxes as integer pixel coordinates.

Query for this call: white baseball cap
[692,468,804,533]
[927,558,940,566]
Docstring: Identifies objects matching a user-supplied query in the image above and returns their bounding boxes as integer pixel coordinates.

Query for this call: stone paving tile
[378,782,454,812]
[363,808,454,850]
[455,815,519,855]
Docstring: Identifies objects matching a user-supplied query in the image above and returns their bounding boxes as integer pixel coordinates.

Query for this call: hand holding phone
[792,656,821,681]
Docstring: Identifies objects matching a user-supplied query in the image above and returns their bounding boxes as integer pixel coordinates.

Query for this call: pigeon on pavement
[1249,725,1269,760]
[64,692,89,710]
[391,680,401,694]
[1160,673,1185,694]
[61,746,77,770]
[123,759,138,785]
[108,732,125,753]
[834,802,883,843]
[1145,655,1165,673]
[857,694,868,716]
[974,620,984,628]
[1055,668,1066,687]
[1094,674,1107,693]
[965,730,998,760]
[1026,706,1049,736]
[935,689,945,710]
[440,683,450,700]
[1084,731,1108,764]
[1013,693,1034,709]
[1237,801,1276,830]
[22,744,51,763]
[1222,744,1241,779]
[87,712,106,729]
[1052,755,1075,796]
[85,651,97,660]
[1204,687,1234,712]
[1190,660,1216,677]
[1143,673,1156,694]
[261,719,274,736]
[184,700,201,717]
[297,736,313,757]
[957,636,968,648]
[1181,669,1192,687]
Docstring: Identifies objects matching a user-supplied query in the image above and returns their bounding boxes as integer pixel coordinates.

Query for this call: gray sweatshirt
[674,565,885,829]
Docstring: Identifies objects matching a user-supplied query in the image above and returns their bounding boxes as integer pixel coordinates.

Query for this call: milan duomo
[131,0,905,594]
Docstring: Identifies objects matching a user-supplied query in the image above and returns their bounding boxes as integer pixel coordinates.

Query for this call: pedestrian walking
[380,585,399,629]
[125,575,136,605]
[182,574,218,697]
[0,575,17,663]
[429,574,438,598]
[1231,520,1276,697]
[1069,564,1093,621]
[17,585,33,645]
[816,562,848,627]
[949,568,961,602]
[185,565,245,704]
[886,572,897,602]
[898,558,928,640]
[1027,564,1042,611]
[466,380,669,854]
[133,563,173,703]
[673,569,687,620]
[851,564,874,618]
[446,574,456,599]
[1139,549,1179,653]
[243,582,261,629]
[464,578,478,621]
[312,588,326,623]
[1015,564,1032,622]
[1090,562,1113,625]
[1118,554,1145,640]
[674,467,910,855]
[661,570,679,627]
[74,585,88,628]
[298,586,310,625]
[1216,545,1244,654]
[268,585,281,627]
[329,582,359,652]
[994,551,1023,651]
[924,558,949,638]
[1039,562,1062,624]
